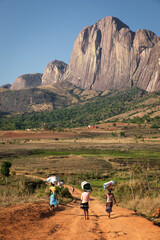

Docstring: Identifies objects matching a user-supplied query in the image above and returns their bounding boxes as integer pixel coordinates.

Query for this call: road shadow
[40,206,65,219]
[73,197,81,201]
[90,198,95,201]
[96,212,137,219]
[108,213,137,219]
[56,206,66,211]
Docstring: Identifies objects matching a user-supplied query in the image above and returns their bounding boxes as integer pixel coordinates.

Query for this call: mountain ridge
[7,16,160,92]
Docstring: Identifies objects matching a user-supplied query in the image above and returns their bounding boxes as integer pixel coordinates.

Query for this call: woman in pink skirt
[106,189,117,217]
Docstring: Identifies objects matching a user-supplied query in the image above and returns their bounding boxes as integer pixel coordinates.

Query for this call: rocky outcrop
[42,60,67,85]
[11,73,42,90]
[0,87,68,113]
[63,16,159,92]
[0,84,11,89]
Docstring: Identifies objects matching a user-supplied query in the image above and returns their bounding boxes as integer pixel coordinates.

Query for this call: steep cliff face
[42,60,67,85]
[63,16,159,92]
[133,40,160,92]
[11,73,42,90]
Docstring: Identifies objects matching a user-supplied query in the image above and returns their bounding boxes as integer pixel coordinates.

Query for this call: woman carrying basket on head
[106,189,116,218]
[49,182,58,214]
[80,181,92,220]
[80,190,91,220]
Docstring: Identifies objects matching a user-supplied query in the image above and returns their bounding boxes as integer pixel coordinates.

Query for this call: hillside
[0,87,159,130]
[0,81,101,113]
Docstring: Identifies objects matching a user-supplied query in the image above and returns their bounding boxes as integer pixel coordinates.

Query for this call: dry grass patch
[121,195,160,219]
[10,154,111,176]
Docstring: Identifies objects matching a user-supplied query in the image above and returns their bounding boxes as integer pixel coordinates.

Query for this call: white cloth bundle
[103,180,115,190]
[45,176,60,184]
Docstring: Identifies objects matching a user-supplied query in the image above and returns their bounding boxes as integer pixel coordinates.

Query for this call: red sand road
[0,186,160,240]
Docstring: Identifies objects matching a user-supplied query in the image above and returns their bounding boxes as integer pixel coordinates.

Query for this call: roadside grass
[120,195,160,219]
[0,175,73,206]
[90,169,160,222]
[0,175,48,206]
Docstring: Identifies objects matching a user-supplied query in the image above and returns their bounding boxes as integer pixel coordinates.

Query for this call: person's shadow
[40,205,65,219]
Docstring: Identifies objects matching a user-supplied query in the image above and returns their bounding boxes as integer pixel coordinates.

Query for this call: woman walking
[49,182,58,214]
[106,189,116,217]
[80,189,92,220]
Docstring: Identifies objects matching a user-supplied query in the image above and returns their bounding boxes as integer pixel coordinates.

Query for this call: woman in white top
[80,190,92,220]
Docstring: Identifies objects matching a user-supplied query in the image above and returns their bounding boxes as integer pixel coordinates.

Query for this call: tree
[120,131,125,137]
[1,161,12,184]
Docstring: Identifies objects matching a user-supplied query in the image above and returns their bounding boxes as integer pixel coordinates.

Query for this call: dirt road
[0,186,159,240]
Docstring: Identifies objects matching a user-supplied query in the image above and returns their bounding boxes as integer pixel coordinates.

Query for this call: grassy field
[0,122,160,221]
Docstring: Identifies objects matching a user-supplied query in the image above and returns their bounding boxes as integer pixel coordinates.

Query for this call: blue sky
[0,0,160,86]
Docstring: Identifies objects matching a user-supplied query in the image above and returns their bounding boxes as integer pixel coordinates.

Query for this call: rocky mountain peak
[42,60,67,85]
[62,16,159,92]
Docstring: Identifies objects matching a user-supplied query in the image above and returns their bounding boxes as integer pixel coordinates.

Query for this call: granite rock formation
[0,84,11,89]
[42,60,67,85]
[133,40,160,92]
[63,16,159,92]
[11,73,42,90]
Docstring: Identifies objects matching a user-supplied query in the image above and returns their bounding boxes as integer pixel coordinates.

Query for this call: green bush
[24,180,45,194]
[120,131,125,137]
[56,186,72,199]
[61,187,72,198]
[151,124,159,129]
[1,161,12,177]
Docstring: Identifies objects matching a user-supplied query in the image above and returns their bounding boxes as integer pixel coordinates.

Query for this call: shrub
[112,132,117,137]
[1,161,12,178]
[56,186,72,199]
[120,131,125,137]
[151,124,159,129]
[24,180,45,194]
[61,187,72,198]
